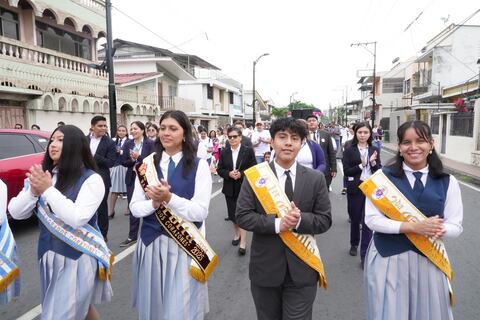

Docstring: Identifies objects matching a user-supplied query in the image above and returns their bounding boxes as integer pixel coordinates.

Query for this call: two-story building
[0,0,113,131]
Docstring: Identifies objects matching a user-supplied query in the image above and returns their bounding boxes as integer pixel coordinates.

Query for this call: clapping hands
[26,164,52,196]
[146,179,172,209]
[280,202,301,232]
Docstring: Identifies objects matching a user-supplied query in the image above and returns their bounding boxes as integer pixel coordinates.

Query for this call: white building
[0,0,112,131]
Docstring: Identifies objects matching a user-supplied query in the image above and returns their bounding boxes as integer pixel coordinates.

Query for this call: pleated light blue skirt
[0,249,20,305]
[110,165,127,193]
[39,251,113,320]
[364,241,453,320]
[132,235,209,320]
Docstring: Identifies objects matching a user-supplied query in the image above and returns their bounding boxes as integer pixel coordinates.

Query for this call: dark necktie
[412,171,424,195]
[312,132,317,142]
[284,170,294,201]
[167,157,175,181]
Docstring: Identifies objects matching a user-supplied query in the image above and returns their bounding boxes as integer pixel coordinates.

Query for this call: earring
[182,137,186,142]
[429,149,433,154]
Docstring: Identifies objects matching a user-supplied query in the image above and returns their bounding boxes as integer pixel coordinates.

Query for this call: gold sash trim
[359,170,454,305]
[136,153,218,283]
[244,162,327,289]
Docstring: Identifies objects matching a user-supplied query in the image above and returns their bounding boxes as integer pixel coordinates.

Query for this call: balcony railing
[72,0,106,14]
[0,36,108,79]
[160,96,195,113]
[412,86,429,95]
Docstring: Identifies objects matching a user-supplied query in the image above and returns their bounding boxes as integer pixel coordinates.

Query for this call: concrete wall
[114,61,157,74]
[178,83,204,111]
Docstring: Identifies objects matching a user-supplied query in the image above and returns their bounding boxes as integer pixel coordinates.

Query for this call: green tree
[271,107,289,118]
[288,101,315,111]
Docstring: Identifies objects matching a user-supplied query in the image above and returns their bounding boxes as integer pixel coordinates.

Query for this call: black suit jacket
[87,135,116,189]
[312,129,337,172]
[217,145,257,198]
[121,138,155,186]
[342,144,381,195]
[236,162,332,287]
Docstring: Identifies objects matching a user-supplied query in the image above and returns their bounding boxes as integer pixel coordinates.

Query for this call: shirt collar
[402,162,429,173]
[274,160,297,177]
[161,151,183,165]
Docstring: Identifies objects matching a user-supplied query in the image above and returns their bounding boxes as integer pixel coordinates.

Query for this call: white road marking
[16,189,223,320]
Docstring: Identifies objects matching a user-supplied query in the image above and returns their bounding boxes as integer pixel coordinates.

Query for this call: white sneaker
[329,186,332,192]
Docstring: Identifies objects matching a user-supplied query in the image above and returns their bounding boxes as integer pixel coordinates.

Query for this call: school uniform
[122,138,154,241]
[7,170,112,320]
[342,143,381,262]
[110,137,129,193]
[364,164,463,320]
[129,152,212,320]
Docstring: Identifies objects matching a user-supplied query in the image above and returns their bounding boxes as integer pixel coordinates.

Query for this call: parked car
[0,129,50,216]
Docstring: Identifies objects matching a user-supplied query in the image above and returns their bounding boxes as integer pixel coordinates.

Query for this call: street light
[351,41,377,126]
[290,92,298,104]
[252,53,270,123]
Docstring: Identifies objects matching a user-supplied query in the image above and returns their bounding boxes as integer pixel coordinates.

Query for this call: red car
[0,129,51,215]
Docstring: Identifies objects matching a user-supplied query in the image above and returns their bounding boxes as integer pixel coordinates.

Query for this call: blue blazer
[342,143,381,195]
[121,138,155,186]
[306,140,326,173]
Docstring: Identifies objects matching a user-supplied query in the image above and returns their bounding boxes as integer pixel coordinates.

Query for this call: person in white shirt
[364,120,463,320]
[251,121,271,163]
[198,127,214,165]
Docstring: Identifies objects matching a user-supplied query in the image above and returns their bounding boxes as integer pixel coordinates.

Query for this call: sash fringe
[0,266,19,292]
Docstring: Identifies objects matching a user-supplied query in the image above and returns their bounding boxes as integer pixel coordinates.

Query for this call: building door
[0,104,25,129]
[441,114,447,154]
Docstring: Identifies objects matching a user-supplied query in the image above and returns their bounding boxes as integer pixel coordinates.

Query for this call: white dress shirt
[8,170,105,228]
[129,152,212,234]
[0,180,7,225]
[89,135,102,156]
[297,141,314,169]
[231,145,240,170]
[365,163,463,238]
[272,160,301,233]
[251,130,271,156]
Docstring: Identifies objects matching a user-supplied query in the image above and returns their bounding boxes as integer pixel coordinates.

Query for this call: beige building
[0,0,147,132]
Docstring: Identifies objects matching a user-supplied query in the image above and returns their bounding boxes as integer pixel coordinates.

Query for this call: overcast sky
[111,0,480,110]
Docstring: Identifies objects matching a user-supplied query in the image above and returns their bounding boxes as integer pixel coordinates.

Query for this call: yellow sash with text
[359,170,454,305]
[244,162,327,289]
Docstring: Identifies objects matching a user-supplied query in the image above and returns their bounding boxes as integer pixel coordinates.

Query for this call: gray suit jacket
[236,162,332,287]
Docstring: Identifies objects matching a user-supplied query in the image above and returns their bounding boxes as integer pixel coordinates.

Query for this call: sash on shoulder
[136,153,218,283]
[244,162,327,289]
[34,197,114,281]
[0,220,20,292]
[359,170,454,305]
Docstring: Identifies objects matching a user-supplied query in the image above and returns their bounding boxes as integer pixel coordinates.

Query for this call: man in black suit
[87,115,116,241]
[236,118,332,320]
[306,116,337,190]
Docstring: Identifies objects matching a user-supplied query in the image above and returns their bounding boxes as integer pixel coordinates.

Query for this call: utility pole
[351,41,377,127]
[106,0,117,137]
[252,53,269,124]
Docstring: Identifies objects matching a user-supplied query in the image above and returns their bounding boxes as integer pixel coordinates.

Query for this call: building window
[382,78,404,94]
[229,92,234,104]
[168,85,177,97]
[0,8,19,40]
[450,112,473,137]
[403,79,411,94]
[430,115,439,134]
[36,21,91,60]
[207,86,213,100]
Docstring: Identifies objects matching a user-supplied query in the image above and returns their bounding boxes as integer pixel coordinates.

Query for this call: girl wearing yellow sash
[364,120,463,320]
[8,125,113,320]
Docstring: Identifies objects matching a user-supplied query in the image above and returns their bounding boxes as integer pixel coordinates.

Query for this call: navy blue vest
[38,169,98,260]
[374,167,449,257]
[140,157,203,246]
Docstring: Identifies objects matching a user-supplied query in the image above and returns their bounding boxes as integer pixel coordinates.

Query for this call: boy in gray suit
[236,118,332,320]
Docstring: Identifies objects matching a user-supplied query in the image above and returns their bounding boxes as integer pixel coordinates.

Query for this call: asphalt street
[1,152,479,319]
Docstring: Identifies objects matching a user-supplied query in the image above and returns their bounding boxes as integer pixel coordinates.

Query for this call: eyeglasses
[228,135,239,140]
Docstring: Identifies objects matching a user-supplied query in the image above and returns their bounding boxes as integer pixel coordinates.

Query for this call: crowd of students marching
[0,111,463,320]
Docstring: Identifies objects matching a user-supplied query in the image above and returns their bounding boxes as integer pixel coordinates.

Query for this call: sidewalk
[382,142,480,186]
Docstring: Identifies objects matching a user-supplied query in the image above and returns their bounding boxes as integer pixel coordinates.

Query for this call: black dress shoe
[341,188,347,195]
[109,211,115,220]
[232,238,240,246]
[238,247,246,256]
[120,238,137,247]
[224,217,230,221]
[349,246,358,256]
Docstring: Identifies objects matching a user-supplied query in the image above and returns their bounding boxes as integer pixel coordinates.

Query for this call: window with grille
[382,78,404,94]
[0,7,19,40]
[207,86,213,100]
[450,112,473,137]
[430,115,439,134]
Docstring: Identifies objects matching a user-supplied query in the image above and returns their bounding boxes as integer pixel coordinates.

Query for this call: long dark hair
[388,120,447,178]
[154,110,196,177]
[352,121,373,146]
[115,125,128,143]
[42,125,99,192]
